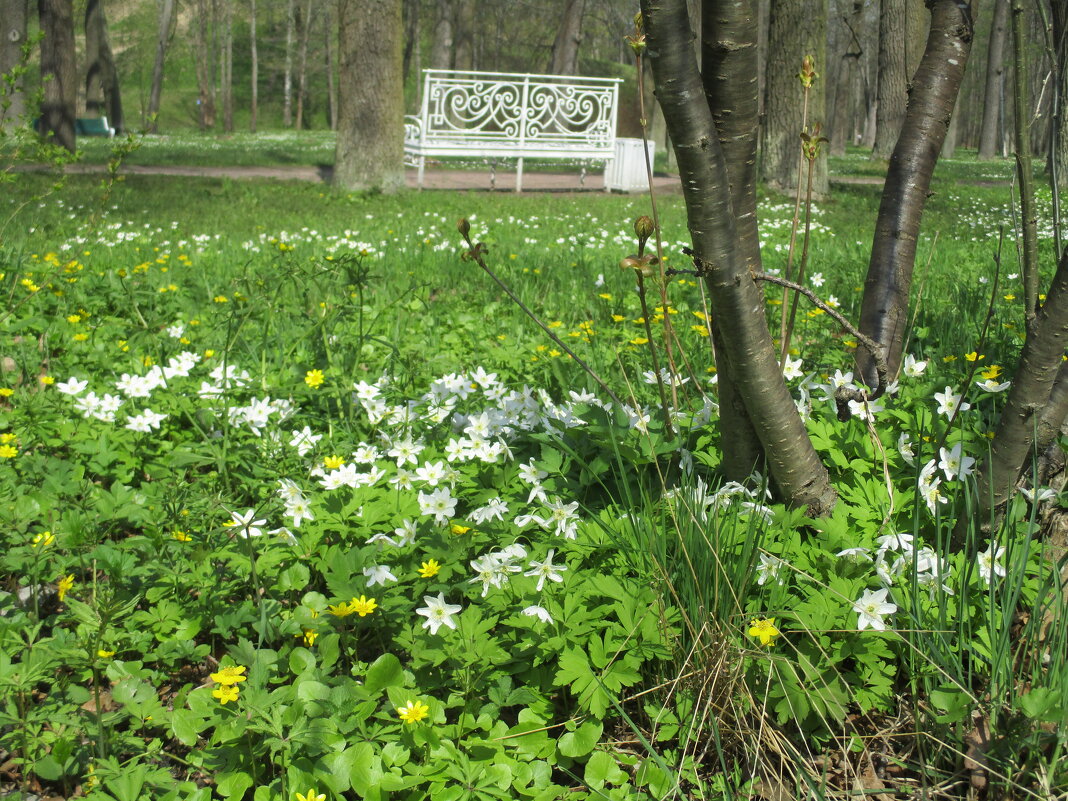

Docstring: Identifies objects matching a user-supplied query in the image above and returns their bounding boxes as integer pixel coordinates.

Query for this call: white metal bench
[404,69,622,192]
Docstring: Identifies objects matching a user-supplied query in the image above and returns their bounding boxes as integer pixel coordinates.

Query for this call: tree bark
[642,0,837,515]
[0,0,30,125]
[829,0,864,157]
[193,0,216,129]
[453,0,476,70]
[249,0,258,132]
[856,0,974,387]
[283,0,294,127]
[760,0,828,196]
[549,0,586,75]
[978,0,1009,160]
[701,0,765,480]
[872,0,908,160]
[147,0,176,133]
[402,0,419,83]
[1011,0,1038,321]
[429,0,454,69]
[85,0,125,134]
[220,0,233,132]
[1052,1,1068,188]
[294,1,312,130]
[975,246,1068,520]
[334,0,404,193]
[38,0,76,151]
[325,1,336,130]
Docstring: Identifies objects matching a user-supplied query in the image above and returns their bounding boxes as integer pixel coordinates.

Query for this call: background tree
[760,0,828,196]
[978,0,1009,160]
[147,0,176,133]
[548,0,586,75]
[334,0,404,193]
[871,0,908,160]
[0,0,30,124]
[38,0,76,151]
[85,0,124,133]
[250,0,259,131]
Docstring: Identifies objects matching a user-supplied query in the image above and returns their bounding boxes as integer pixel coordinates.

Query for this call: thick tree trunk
[642,0,837,515]
[0,0,30,125]
[975,247,1068,520]
[978,0,1009,160]
[856,0,974,386]
[429,0,454,69]
[249,0,258,132]
[85,0,125,134]
[702,0,765,480]
[872,0,908,160]
[334,0,404,193]
[38,0,76,152]
[760,0,828,196]
[402,0,419,83]
[453,0,476,70]
[283,0,294,127]
[1012,0,1038,320]
[549,0,585,75]
[147,0,176,133]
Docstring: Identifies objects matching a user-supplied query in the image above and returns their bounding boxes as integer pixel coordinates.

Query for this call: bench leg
[515,157,524,193]
[417,156,426,189]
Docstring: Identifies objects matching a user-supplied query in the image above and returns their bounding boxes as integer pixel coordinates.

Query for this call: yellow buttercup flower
[57,574,75,601]
[328,602,354,617]
[304,369,325,389]
[349,595,377,617]
[396,699,430,724]
[32,531,54,548]
[295,789,326,801]
[212,684,239,705]
[97,649,115,659]
[450,523,471,536]
[209,665,247,686]
[323,455,344,470]
[418,559,441,578]
[301,629,318,647]
[172,530,191,542]
[747,617,780,646]
[0,445,17,458]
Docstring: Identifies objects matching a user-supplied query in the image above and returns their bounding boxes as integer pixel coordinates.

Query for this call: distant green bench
[32,116,115,137]
[75,117,115,137]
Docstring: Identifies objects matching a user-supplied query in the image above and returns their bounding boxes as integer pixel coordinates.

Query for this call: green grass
[1,147,1066,800]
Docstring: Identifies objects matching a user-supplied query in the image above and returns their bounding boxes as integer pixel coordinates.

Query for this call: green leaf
[558,721,602,757]
[216,771,253,799]
[171,709,204,747]
[364,652,403,694]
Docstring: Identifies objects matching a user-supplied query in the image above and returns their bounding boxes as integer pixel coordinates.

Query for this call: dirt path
[54,162,685,193]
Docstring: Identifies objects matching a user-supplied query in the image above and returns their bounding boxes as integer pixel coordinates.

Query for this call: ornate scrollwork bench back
[404,69,622,191]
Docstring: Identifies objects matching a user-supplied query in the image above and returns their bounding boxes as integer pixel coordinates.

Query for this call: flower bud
[457,218,471,239]
[634,216,655,241]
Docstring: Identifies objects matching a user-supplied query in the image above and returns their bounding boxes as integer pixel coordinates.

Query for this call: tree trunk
[549,0,586,75]
[872,0,908,160]
[978,0,1009,159]
[701,0,766,480]
[402,0,419,83]
[38,0,76,151]
[975,246,1068,520]
[1052,1,1068,188]
[147,0,176,133]
[760,0,828,196]
[643,0,837,515]
[283,0,294,127]
[294,1,311,130]
[856,0,974,386]
[429,0,454,70]
[325,1,336,130]
[0,0,30,125]
[193,0,215,129]
[1012,0,1038,321]
[334,0,404,193]
[249,0,258,132]
[84,0,125,134]
[829,0,864,158]
[221,0,233,132]
[453,0,475,70]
